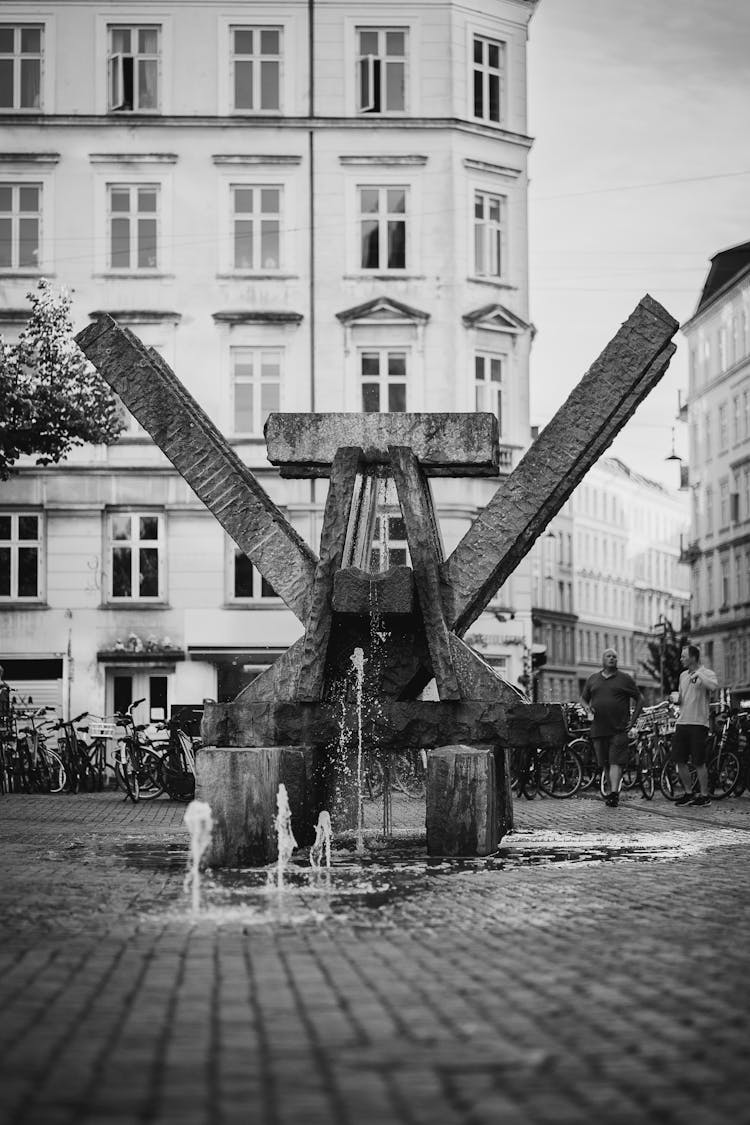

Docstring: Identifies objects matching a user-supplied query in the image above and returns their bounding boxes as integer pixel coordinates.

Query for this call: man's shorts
[592,732,630,769]
[671,724,709,767]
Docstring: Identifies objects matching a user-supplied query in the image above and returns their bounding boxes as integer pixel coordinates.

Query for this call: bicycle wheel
[711,750,741,799]
[117,756,140,802]
[539,746,582,798]
[568,739,596,790]
[638,747,655,800]
[137,748,165,800]
[44,749,66,793]
[660,760,696,801]
[520,752,540,800]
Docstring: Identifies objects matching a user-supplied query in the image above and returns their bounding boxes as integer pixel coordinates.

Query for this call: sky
[526,0,750,488]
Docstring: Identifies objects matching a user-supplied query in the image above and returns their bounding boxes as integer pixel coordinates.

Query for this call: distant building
[0,0,539,717]
[681,241,750,700]
[530,457,690,705]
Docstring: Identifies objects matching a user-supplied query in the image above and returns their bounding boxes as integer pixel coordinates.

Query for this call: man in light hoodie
[671,644,719,807]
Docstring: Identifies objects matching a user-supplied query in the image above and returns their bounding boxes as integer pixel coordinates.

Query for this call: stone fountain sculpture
[77,295,678,864]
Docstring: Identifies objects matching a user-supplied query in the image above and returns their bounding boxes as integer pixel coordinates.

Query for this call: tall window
[359,186,407,270]
[703,411,712,459]
[744,390,750,439]
[0,25,42,109]
[232,348,281,435]
[472,35,504,123]
[232,27,281,112]
[718,402,728,450]
[705,486,713,536]
[357,28,406,113]
[721,557,730,607]
[108,26,159,111]
[706,560,714,609]
[108,185,158,270]
[474,354,503,432]
[0,183,40,269]
[232,185,281,270]
[719,478,730,527]
[0,513,41,599]
[744,466,750,521]
[370,514,409,572]
[474,191,505,278]
[733,395,741,444]
[233,551,278,599]
[361,350,406,412]
[109,513,163,600]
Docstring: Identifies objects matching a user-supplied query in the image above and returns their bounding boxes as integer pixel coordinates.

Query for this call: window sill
[93,272,175,280]
[0,600,48,609]
[223,600,285,609]
[0,270,50,279]
[102,601,170,609]
[467,276,516,290]
[216,272,298,280]
[343,273,426,281]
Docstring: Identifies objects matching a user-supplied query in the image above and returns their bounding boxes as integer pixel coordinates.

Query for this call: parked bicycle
[660,704,741,801]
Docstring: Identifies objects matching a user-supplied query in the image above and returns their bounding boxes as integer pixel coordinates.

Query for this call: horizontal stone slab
[202,699,566,752]
[264,413,500,477]
[332,565,415,615]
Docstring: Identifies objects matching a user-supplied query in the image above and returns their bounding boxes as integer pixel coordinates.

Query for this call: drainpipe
[308,0,316,518]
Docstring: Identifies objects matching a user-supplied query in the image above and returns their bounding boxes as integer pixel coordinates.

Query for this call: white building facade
[0,0,538,718]
[682,241,750,700]
[531,457,690,705]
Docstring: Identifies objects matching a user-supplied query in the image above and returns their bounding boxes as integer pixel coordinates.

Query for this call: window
[719,478,729,527]
[706,561,714,609]
[361,350,406,412]
[109,513,163,600]
[108,185,158,270]
[108,25,159,112]
[232,27,280,112]
[703,411,712,459]
[0,25,42,109]
[370,513,409,572]
[0,183,40,269]
[357,28,406,113]
[474,354,503,431]
[733,395,741,444]
[474,191,505,278]
[233,551,278,599]
[472,35,504,124]
[744,390,750,439]
[719,402,728,450]
[359,186,406,270]
[0,513,41,599]
[744,466,750,521]
[232,348,281,435]
[721,557,730,607]
[231,185,281,270]
[705,486,713,536]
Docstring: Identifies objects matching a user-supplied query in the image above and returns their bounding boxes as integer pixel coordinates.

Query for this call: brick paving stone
[1,792,750,1124]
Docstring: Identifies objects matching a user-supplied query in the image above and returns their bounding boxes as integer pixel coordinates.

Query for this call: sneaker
[674,793,694,806]
[690,794,712,807]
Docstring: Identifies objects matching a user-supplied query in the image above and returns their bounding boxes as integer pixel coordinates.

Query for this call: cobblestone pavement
[1,789,749,1125]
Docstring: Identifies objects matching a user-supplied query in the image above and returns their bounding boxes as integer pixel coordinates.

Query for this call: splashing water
[183,800,213,914]
[274,783,298,891]
[351,647,365,854]
[310,810,332,871]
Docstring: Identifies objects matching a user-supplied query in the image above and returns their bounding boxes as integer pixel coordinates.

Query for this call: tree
[0,279,123,480]
[640,618,688,696]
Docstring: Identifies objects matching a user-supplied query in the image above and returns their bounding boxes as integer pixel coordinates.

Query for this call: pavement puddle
[113,821,750,929]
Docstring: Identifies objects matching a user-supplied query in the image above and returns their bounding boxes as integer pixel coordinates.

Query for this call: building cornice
[0,152,60,165]
[212,310,303,325]
[89,153,178,164]
[0,115,535,147]
[339,155,428,166]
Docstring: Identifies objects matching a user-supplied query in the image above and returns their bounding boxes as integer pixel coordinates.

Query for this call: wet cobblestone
[0,790,749,1124]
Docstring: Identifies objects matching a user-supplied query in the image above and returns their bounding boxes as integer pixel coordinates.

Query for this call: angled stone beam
[296,447,362,702]
[390,446,460,700]
[265,413,500,477]
[441,295,678,635]
[76,316,317,623]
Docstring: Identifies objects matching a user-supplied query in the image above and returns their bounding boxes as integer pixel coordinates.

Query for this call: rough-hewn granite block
[331,566,415,615]
[264,413,500,477]
[195,745,313,867]
[426,745,498,856]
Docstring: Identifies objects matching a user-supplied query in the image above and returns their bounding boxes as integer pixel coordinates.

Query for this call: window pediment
[336,296,429,327]
[463,303,531,335]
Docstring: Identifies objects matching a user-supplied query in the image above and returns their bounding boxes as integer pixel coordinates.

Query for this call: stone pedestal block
[195,746,314,868]
[426,744,498,857]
